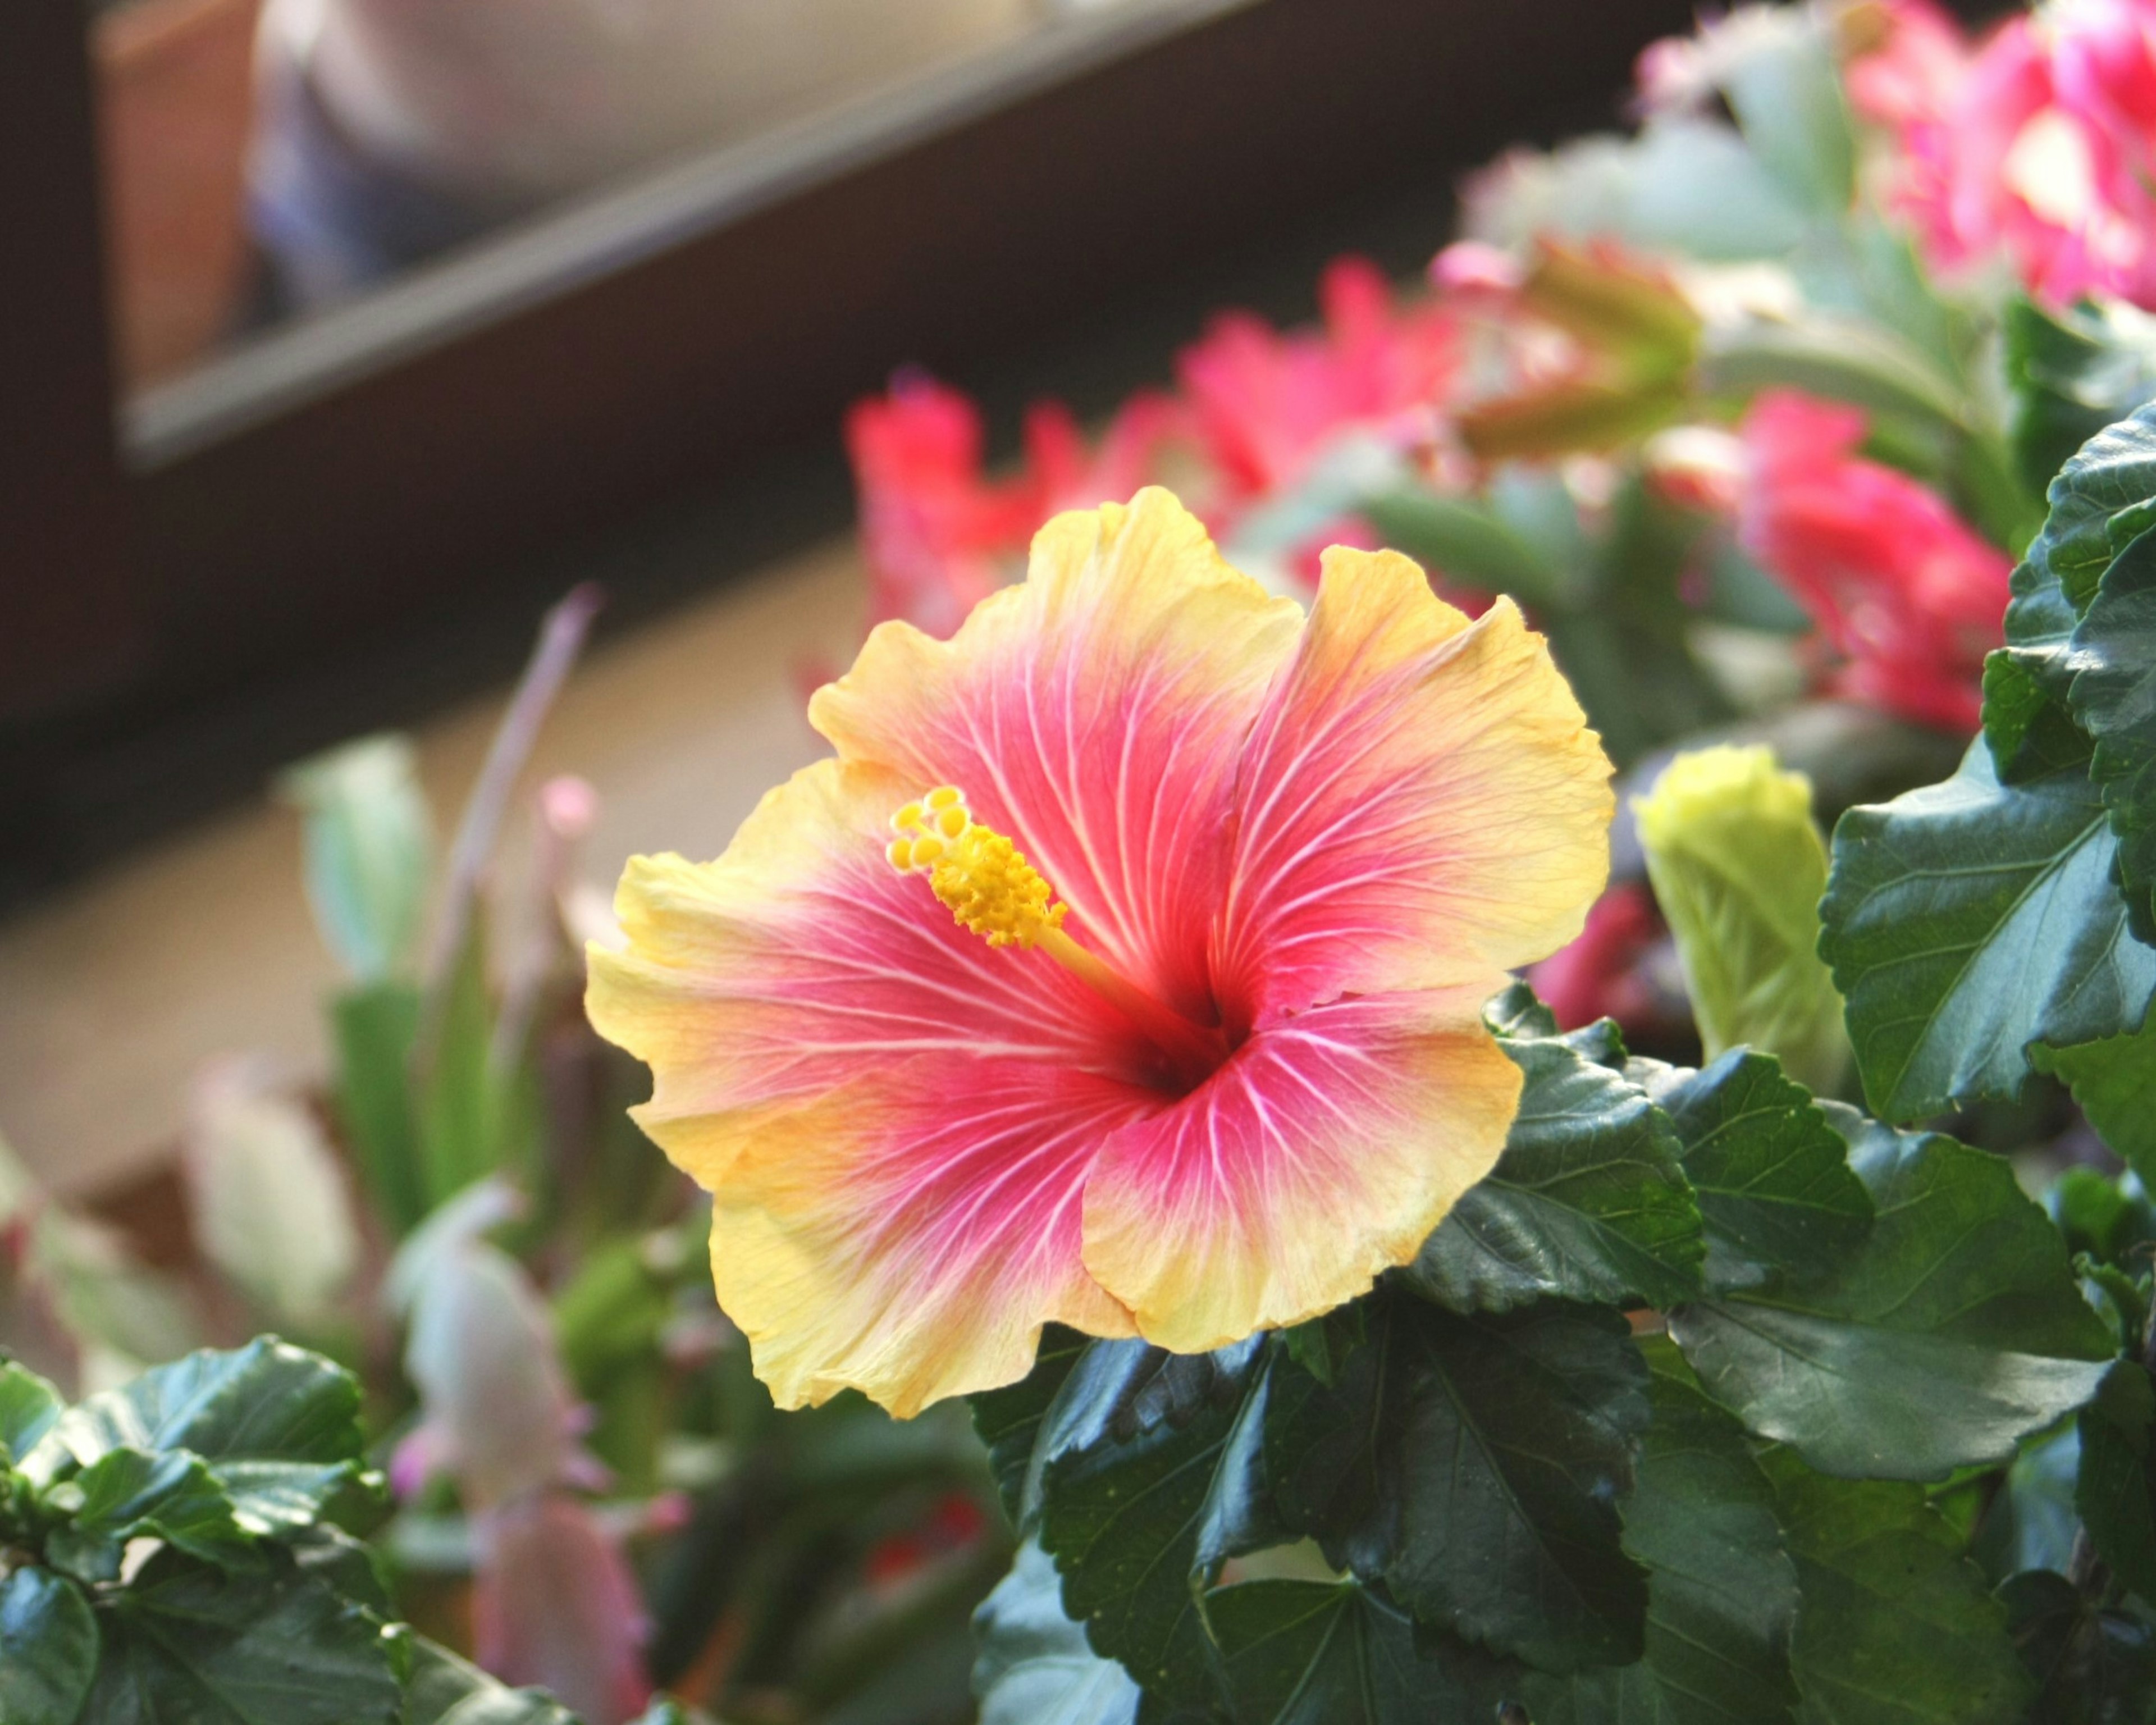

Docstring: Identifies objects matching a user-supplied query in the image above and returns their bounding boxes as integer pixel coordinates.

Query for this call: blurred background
[0,2,2022,1719]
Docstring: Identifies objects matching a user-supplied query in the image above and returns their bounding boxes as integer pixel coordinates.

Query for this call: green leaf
[1458,1338,1801,1725]
[0,1361,64,1465]
[1698,312,1965,432]
[972,1541,1141,1725]
[1820,720,2156,1122]
[46,1448,256,1581]
[2077,1363,2156,1602]
[83,1545,401,1725]
[1999,1568,2156,1723]
[276,734,433,985]
[330,983,428,1238]
[400,1636,579,1725]
[1634,746,1849,1093]
[0,1567,99,1725]
[1709,5,1856,216]
[1266,1293,1650,1672]
[1036,1339,1273,1705]
[971,1326,1089,1530]
[1208,1580,1465,1723]
[2023,400,2156,618]
[1362,489,1571,608]
[2068,526,2156,941]
[2004,296,2156,499]
[1669,1110,2113,1480]
[59,1340,367,1535]
[1404,1022,1702,1313]
[1639,1051,1872,1289]
[1760,1447,2032,1725]
[2032,1017,2156,1178]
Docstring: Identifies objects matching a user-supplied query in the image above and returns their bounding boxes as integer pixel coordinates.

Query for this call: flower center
[888,787,1230,1084]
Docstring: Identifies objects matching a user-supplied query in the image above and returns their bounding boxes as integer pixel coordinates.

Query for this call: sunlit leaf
[277,733,433,985]
[972,1541,1141,1725]
[1635,746,1848,1093]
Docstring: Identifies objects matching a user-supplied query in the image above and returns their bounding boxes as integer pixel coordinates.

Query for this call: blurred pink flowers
[1862,0,2156,307]
[1738,390,2011,732]
[843,258,1456,638]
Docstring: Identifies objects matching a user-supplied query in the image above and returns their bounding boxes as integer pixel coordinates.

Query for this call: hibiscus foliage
[976,491,2156,1722]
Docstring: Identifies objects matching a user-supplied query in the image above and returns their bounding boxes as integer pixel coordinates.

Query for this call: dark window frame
[1,0,2008,903]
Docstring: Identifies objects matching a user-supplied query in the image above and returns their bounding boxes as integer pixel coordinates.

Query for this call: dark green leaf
[1266,1293,1650,1672]
[1761,1448,2031,1724]
[2025,404,2156,617]
[400,1636,579,1725]
[83,1545,401,1725]
[971,1326,1089,1531]
[330,983,428,1238]
[59,1340,366,1535]
[1999,1568,2156,1724]
[47,1448,255,1580]
[972,1541,1141,1725]
[1363,490,1570,608]
[1669,1111,2113,1479]
[0,1361,63,1466]
[1455,1338,1800,1725]
[1208,1580,1470,1724]
[2004,298,2156,499]
[1640,1051,1871,1289]
[1820,721,2156,1121]
[1405,1030,1702,1313]
[1036,1339,1272,1705]
[2069,527,2156,940]
[2078,1363,2156,1603]
[2032,1019,2156,1178]
[0,1567,99,1725]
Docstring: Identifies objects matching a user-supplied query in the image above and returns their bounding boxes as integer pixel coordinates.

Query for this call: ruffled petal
[1080,988,1522,1351]
[586,757,1153,1415]
[810,487,1303,1021]
[1214,548,1613,1020]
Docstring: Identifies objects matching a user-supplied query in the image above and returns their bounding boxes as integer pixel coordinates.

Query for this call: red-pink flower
[1176,258,1456,504]
[1738,390,2010,731]
[472,1497,652,1725]
[590,489,1611,1415]
[1871,0,2156,307]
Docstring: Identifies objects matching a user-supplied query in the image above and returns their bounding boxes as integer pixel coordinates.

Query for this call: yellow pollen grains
[887,787,1066,949]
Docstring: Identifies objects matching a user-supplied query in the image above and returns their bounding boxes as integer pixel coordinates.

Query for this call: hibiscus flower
[587,489,1611,1415]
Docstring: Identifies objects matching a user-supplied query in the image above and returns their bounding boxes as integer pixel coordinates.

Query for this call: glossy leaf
[1266,1293,1650,1672]
[1405,1023,1702,1313]
[2031,1017,2156,1178]
[1208,1580,1463,1724]
[401,1636,581,1725]
[0,1360,63,1465]
[2068,526,2156,941]
[83,1545,401,1725]
[1669,1111,2113,1480]
[1464,1339,1801,1725]
[1634,746,1848,1094]
[2004,297,2156,500]
[2077,1363,2156,1603]
[1820,719,2156,1122]
[58,1339,367,1534]
[972,1541,1141,1725]
[1639,1051,1871,1289]
[1036,1339,1273,1705]
[1760,1448,2032,1725]
[47,1447,255,1581]
[971,1326,1088,1530]
[0,1567,99,1725]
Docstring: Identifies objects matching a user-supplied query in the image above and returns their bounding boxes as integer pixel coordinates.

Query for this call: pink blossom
[1175,258,1456,504]
[1528,882,1662,1034]
[1737,391,2010,732]
[472,1496,652,1725]
[1870,0,2156,307]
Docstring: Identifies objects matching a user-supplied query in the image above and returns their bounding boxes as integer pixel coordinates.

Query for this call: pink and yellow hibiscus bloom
[587,489,1611,1416]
